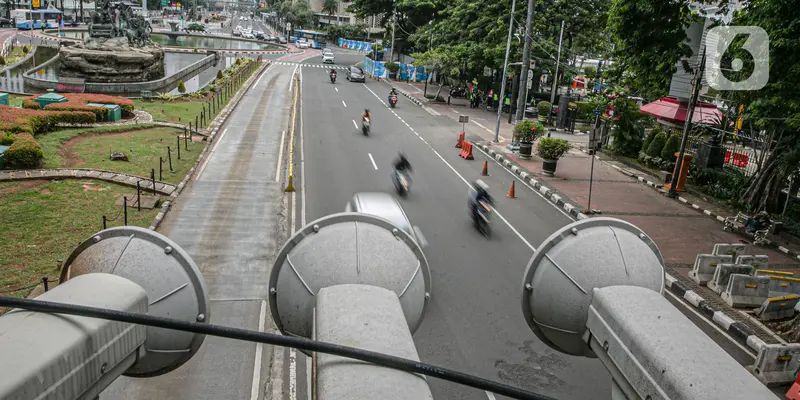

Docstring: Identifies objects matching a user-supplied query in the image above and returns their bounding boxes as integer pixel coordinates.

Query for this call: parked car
[322,52,335,64]
[344,192,427,248]
[255,31,265,39]
[346,66,365,83]
[278,36,288,44]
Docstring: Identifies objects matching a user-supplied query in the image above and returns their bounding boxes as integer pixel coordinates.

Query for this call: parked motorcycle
[393,170,411,197]
[388,95,398,108]
[362,118,371,136]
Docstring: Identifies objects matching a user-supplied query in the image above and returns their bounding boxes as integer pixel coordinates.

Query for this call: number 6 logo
[705,26,769,91]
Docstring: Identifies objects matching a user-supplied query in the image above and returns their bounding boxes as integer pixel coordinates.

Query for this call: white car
[297,40,309,49]
[322,51,334,64]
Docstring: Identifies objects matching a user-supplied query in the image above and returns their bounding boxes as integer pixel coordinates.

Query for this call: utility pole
[515,0,535,123]
[494,0,517,143]
[423,19,433,97]
[389,0,396,62]
[668,49,706,198]
[547,20,565,126]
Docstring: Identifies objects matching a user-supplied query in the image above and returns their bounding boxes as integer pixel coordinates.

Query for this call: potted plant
[536,100,551,123]
[384,61,400,79]
[536,137,571,176]
[514,120,546,160]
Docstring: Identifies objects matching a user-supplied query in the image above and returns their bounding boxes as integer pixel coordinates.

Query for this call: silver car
[345,192,428,248]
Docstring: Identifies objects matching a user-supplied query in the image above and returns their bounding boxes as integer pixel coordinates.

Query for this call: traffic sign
[458,115,469,124]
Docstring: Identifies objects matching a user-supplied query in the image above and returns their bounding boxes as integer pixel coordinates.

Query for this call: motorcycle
[330,73,336,84]
[388,95,398,108]
[362,118,370,136]
[393,169,411,197]
[470,199,492,237]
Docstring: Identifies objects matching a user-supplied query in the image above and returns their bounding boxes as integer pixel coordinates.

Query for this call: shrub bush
[536,137,571,160]
[661,133,682,161]
[45,103,108,121]
[536,101,551,117]
[574,101,595,121]
[646,131,668,158]
[513,120,544,143]
[217,70,224,80]
[24,93,135,113]
[22,45,30,54]
[177,80,186,93]
[0,132,14,145]
[4,133,43,168]
[0,106,95,134]
[0,55,5,66]
[22,99,41,109]
[642,127,661,152]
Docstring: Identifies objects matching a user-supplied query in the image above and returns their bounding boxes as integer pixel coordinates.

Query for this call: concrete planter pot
[542,159,558,177]
[519,142,533,160]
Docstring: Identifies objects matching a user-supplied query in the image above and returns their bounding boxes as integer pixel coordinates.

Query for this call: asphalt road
[294,51,778,399]
[102,62,293,399]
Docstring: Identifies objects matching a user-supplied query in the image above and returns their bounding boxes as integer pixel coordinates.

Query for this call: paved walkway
[0,168,177,195]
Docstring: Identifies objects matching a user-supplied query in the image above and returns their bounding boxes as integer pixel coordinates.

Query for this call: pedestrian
[492,91,499,110]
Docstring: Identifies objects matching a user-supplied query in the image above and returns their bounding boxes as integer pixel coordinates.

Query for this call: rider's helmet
[397,152,407,163]
[364,108,370,114]
[475,179,489,194]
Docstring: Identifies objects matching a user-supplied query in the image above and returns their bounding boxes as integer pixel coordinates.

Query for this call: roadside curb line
[576,147,800,262]
[473,141,588,221]
[0,168,176,195]
[474,140,771,355]
[664,274,767,353]
[148,60,272,231]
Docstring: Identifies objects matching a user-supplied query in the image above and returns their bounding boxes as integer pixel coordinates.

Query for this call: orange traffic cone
[507,180,516,198]
[481,161,489,176]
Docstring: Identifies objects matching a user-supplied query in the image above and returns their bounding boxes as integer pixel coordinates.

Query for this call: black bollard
[159,157,163,180]
[136,181,141,211]
[177,136,181,159]
[123,196,128,226]
[168,147,173,172]
[103,215,107,229]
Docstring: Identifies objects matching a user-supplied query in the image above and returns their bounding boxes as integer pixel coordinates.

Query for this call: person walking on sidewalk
[487,89,494,109]
[492,91,499,110]
[503,94,511,113]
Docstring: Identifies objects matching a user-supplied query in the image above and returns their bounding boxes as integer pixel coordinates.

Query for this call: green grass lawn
[38,125,156,169]
[0,179,160,301]
[9,95,26,107]
[3,47,28,66]
[134,99,211,125]
[38,126,203,184]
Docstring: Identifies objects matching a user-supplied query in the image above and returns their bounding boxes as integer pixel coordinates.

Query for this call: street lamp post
[494,0,517,143]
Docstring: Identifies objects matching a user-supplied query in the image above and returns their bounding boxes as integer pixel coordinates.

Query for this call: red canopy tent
[639,96,722,125]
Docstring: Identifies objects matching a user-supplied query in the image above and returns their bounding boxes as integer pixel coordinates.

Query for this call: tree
[605,0,713,100]
[322,0,338,24]
[412,45,462,100]
[291,0,314,29]
[723,0,800,213]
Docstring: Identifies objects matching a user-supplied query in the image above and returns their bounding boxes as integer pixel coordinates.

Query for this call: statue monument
[58,0,164,83]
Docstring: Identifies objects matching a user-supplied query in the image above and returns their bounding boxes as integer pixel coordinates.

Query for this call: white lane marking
[449,108,459,114]
[335,87,338,92]
[289,348,297,400]
[486,392,497,400]
[249,300,267,400]
[423,106,440,116]
[300,69,307,227]
[342,100,347,107]
[472,120,491,133]
[306,354,312,400]
[368,153,378,170]
[289,63,299,91]
[291,191,296,235]
[352,119,358,129]
[362,84,536,251]
[196,128,228,180]
[665,290,756,358]
[275,130,286,182]
[473,146,573,220]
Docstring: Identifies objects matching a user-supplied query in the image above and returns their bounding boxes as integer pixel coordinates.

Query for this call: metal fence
[687,130,769,177]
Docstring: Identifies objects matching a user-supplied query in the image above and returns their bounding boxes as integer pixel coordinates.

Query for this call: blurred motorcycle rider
[361,108,371,121]
[393,152,413,174]
[469,179,493,222]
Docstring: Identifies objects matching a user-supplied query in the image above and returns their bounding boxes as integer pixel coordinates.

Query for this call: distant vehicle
[0,17,11,28]
[297,39,309,49]
[255,31,264,39]
[344,192,427,248]
[322,48,333,54]
[278,36,288,44]
[346,66,365,83]
[322,52,335,64]
[243,32,255,39]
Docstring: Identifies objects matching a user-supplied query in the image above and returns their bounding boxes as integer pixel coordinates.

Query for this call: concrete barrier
[755,295,800,321]
[721,274,770,308]
[748,343,800,387]
[688,254,733,286]
[768,276,800,297]
[713,243,746,259]
[708,264,755,294]
[736,255,769,270]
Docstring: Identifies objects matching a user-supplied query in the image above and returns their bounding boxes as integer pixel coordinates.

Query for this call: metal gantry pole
[515,0,535,122]
[494,0,517,143]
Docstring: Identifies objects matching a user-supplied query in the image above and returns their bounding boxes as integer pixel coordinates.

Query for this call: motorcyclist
[393,152,413,174]
[330,68,337,77]
[469,179,493,222]
[361,108,371,121]
[389,87,398,97]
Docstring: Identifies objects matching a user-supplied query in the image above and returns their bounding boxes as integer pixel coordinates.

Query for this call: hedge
[0,132,14,145]
[45,103,110,121]
[0,106,96,134]
[4,133,43,168]
[24,93,135,114]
